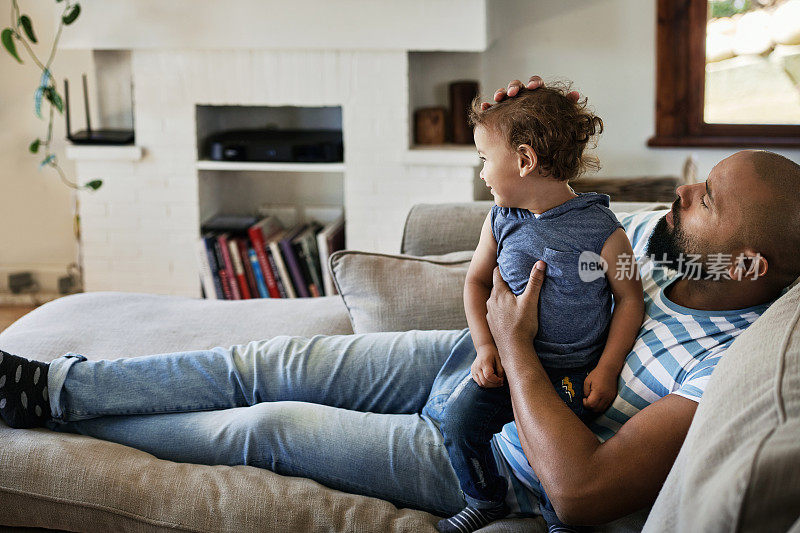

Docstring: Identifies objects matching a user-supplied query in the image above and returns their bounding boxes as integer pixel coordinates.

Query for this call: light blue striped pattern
[494,209,771,515]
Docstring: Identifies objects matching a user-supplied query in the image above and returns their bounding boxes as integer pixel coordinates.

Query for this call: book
[236,237,259,298]
[293,223,324,297]
[316,215,345,296]
[213,238,234,300]
[247,216,284,298]
[265,248,288,298]
[196,235,220,299]
[279,224,310,298]
[302,222,325,295]
[217,233,241,300]
[267,229,297,299]
[247,247,270,298]
[227,237,251,299]
[292,230,319,297]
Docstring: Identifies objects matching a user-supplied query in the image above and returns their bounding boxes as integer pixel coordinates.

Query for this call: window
[649,0,800,147]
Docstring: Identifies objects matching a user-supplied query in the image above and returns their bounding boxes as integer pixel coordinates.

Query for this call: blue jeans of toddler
[439,362,597,528]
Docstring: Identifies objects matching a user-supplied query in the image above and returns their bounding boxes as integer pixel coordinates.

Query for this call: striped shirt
[492,209,772,515]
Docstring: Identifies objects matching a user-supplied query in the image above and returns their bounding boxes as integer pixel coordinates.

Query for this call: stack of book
[196,213,345,299]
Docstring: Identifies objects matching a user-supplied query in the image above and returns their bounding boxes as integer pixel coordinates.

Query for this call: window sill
[648,135,800,148]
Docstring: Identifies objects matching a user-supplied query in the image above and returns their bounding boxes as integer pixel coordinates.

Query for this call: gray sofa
[1,201,798,532]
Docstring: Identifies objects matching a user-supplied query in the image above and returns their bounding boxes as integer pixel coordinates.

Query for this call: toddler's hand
[471,345,505,388]
[583,367,618,412]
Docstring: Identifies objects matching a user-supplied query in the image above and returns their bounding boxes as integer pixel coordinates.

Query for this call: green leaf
[44,87,64,114]
[1,28,22,64]
[84,179,103,191]
[29,139,40,153]
[40,154,55,168]
[19,15,36,44]
[62,4,80,25]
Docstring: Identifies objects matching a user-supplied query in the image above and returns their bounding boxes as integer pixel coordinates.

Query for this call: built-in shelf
[196,160,346,173]
[403,145,480,167]
[65,145,143,161]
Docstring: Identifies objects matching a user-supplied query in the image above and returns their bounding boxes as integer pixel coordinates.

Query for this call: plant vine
[2,0,102,191]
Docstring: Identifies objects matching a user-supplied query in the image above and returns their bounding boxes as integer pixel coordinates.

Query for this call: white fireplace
[65,0,487,297]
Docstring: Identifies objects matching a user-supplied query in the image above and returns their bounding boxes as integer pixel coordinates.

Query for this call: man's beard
[645,200,705,278]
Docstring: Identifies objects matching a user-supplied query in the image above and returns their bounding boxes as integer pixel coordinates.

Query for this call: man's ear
[517,144,537,177]
[728,249,768,281]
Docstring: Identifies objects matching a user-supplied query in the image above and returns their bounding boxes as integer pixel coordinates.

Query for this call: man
[2,77,799,527]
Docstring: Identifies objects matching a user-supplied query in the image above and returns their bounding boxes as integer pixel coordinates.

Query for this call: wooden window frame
[648,0,800,148]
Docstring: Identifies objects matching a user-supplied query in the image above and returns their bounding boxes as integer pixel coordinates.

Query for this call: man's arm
[486,265,697,525]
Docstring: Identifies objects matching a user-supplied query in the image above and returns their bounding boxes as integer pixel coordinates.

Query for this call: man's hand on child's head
[480,75,581,111]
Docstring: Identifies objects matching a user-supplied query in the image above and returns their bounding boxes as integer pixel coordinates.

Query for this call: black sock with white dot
[0,349,51,428]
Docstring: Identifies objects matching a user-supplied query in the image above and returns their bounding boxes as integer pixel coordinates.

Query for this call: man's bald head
[739,150,800,287]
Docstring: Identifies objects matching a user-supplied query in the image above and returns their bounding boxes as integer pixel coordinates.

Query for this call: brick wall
[72,50,478,297]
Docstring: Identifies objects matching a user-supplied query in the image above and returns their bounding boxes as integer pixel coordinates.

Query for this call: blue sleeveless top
[491,192,623,368]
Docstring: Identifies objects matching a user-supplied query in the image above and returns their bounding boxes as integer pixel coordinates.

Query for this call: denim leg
[47,400,467,516]
[48,328,471,423]
[439,373,515,509]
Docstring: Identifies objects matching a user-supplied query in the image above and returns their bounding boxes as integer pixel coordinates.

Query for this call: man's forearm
[501,340,604,520]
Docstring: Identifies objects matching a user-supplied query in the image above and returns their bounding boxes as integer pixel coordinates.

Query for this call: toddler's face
[474,124,526,207]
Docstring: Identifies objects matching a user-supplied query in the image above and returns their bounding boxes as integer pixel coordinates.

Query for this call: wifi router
[65,74,134,145]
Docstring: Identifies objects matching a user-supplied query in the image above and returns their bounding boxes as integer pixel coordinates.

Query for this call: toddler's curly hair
[468,81,603,181]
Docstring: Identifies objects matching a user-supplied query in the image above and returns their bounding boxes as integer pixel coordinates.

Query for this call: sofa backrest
[400,201,668,256]
[400,202,492,256]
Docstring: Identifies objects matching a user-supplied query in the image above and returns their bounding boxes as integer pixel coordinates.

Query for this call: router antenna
[64,79,72,139]
[82,73,92,133]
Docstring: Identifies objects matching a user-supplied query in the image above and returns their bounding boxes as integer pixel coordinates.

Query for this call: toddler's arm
[584,228,645,412]
[464,212,504,387]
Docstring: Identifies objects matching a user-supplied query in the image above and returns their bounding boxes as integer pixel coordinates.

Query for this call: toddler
[436,84,644,533]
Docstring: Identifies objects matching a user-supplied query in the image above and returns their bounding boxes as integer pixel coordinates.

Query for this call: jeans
[43,327,515,517]
[440,362,596,526]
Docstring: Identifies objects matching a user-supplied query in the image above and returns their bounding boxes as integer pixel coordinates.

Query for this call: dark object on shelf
[206,129,344,163]
[414,107,447,145]
[570,175,681,202]
[9,272,36,294]
[200,214,260,234]
[65,74,134,145]
[449,80,479,144]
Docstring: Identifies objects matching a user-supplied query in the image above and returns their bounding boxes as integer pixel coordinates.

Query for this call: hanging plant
[3,0,101,191]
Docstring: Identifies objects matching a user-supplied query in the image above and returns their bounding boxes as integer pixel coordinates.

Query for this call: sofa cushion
[642,280,800,532]
[329,250,473,333]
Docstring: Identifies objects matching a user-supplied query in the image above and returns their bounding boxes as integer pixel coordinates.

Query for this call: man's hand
[480,75,581,111]
[485,261,547,359]
[471,344,505,388]
[583,366,618,412]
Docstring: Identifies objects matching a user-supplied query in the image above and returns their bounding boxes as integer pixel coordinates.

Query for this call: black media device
[206,129,343,163]
[65,74,135,145]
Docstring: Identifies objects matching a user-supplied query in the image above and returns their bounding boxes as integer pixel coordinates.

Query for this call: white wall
[0,0,93,295]
[482,0,800,179]
[59,0,488,51]
[3,0,798,294]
